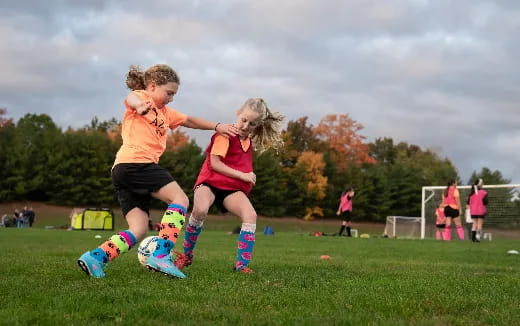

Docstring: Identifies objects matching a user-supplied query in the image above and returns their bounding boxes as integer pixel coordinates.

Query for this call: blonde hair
[239,98,284,153]
[125,64,180,90]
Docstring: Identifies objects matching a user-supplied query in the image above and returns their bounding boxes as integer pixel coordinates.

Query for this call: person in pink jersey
[435,201,446,240]
[174,98,284,274]
[336,187,355,237]
[442,179,464,241]
[467,178,488,242]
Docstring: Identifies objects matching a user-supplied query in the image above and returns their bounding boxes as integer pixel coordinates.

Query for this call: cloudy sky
[1,0,519,184]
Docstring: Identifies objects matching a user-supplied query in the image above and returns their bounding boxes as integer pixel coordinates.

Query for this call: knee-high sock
[443,225,451,241]
[153,204,186,258]
[436,230,442,240]
[456,225,464,240]
[346,226,351,237]
[183,215,204,257]
[158,204,186,244]
[236,223,256,271]
[338,225,345,235]
[92,230,137,263]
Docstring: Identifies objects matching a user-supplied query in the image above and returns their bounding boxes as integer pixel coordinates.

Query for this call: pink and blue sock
[235,223,256,271]
[183,215,203,257]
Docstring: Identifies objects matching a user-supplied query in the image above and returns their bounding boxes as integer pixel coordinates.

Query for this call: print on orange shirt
[113,90,188,165]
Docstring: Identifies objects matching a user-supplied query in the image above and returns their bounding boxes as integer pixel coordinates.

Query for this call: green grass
[0,227,519,325]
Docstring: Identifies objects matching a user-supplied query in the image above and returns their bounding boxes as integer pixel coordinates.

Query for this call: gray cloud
[1,0,519,183]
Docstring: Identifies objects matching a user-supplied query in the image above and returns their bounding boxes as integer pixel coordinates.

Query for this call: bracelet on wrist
[214,122,221,131]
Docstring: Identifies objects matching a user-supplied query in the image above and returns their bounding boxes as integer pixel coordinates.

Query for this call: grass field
[1,216,519,325]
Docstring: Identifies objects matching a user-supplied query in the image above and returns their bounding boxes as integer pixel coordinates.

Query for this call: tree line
[0,109,510,221]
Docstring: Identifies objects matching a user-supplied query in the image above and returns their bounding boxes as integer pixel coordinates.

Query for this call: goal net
[386,216,422,239]
[421,184,520,239]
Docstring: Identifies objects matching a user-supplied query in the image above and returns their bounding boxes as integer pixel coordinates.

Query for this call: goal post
[421,184,520,239]
[386,216,422,239]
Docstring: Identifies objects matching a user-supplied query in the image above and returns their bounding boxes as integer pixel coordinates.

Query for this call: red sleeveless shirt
[195,134,254,195]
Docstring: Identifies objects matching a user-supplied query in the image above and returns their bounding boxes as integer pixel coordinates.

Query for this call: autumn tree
[313,114,375,170]
[280,117,323,166]
[295,151,328,220]
[0,108,13,128]
[165,129,190,152]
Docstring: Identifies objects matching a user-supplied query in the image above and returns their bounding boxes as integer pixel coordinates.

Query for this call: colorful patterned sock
[154,204,186,257]
[456,225,465,240]
[183,215,204,257]
[95,230,137,262]
[235,223,256,271]
[152,238,173,258]
[443,226,451,241]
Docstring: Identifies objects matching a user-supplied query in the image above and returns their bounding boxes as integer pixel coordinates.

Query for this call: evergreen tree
[249,151,287,217]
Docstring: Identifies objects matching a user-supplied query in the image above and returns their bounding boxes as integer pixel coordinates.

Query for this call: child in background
[435,202,446,240]
[336,187,355,237]
[467,178,488,242]
[174,98,284,274]
[442,179,464,241]
[77,64,237,279]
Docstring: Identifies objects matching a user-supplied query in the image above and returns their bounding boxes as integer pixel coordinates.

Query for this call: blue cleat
[78,250,107,278]
[146,255,186,279]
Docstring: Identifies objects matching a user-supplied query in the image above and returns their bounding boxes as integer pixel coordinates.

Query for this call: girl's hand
[215,123,238,138]
[336,210,340,216]
[136,99,153,115]
[240,172,256,185]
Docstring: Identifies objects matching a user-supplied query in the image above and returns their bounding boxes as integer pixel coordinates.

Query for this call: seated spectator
[1,214,10,227]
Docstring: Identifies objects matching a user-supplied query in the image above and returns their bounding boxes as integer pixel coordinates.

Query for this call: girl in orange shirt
[78,64,237,279]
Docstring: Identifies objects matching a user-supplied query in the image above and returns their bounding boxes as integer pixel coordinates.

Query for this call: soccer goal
[421,184,520,239]
[386,216,422,239]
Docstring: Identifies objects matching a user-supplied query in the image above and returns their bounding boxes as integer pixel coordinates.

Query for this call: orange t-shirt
[210,135,251,157]
[113,90,188,166]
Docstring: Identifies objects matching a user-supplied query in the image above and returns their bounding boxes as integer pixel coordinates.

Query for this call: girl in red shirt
[174,98,284,274]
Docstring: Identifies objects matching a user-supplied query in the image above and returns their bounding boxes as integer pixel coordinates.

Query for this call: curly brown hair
[125,64,180,90]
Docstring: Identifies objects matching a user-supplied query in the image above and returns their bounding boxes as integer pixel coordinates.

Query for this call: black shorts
[195,183,240,213]
[436,224,446,229]
[444,206,460,218]
[471,215,486,219]
[112,163,175,217]
[340,210,353,222]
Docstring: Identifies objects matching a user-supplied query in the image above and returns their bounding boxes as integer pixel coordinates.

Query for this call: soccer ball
[137,236,159,266]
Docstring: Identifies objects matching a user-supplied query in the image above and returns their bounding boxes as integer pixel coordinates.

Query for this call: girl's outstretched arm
[210,154,256,185]
[126,92,153,115]
[183,116,238,137]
